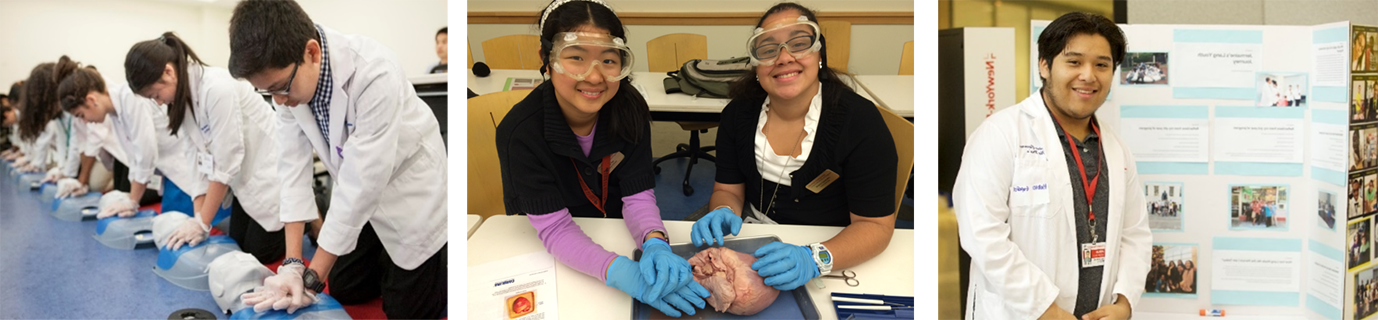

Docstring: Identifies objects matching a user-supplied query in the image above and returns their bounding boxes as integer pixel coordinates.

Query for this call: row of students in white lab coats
[36,0,447,318]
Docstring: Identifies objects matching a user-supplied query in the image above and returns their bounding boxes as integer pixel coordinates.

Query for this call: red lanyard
[1053,117,1104,226]
[571,155,612,217]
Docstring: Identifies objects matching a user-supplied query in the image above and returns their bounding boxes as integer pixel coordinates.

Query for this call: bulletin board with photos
[1030,19,1360,319]
[1350,23,1378,320]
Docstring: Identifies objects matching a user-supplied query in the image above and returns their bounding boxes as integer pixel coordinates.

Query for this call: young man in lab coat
[226,0,447,318]
[953,12,1151,320]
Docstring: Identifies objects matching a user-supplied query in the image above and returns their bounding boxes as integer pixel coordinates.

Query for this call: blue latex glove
[606,256,710,317]
[639,238,692,300]
[690,207,742,246]
[751,242,820,291]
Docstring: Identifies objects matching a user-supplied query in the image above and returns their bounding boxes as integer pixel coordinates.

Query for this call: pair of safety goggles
[548,32,634,82]
[747,16,822,66]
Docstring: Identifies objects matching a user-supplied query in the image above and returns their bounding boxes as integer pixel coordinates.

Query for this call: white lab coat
[275,25,446,270]
[178,64,283,232]
[953,94,1152,319]
[69,118,128,177]
[107,80,204,197]
[30,114,79,173]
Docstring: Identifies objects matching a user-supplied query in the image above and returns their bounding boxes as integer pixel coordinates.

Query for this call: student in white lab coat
[56,56,217,216]
[20,59,125,198]
[14,62,77,175]
[226,1,446,317]
[953,12,1151,320]
[124,32,286,264]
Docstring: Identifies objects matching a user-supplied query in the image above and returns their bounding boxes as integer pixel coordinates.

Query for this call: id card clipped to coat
[196,152,214,176]
[1081,242,1107,268]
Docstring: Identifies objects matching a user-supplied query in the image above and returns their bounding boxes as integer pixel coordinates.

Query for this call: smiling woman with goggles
[746,15,822,66]
[549,32,635,81]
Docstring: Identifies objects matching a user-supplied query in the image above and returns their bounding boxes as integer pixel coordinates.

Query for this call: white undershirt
[754,84,823,187]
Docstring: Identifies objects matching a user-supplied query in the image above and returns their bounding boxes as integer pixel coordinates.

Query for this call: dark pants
[111,159,161,206]
[226,195,285,264]
[329,223,447,319]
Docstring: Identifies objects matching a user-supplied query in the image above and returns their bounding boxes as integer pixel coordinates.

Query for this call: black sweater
[715,87,898,226]
[496,82,656,218]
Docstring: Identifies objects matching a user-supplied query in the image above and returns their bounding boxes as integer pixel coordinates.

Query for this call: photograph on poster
[1366,32,1378,72]
[1356,127,1368,171]
[1354,264,1378,320]
[1356,30,1371,72]
[1120,52,1169,85]
[1229,185,1289,230]
[1145,244,1197,296]
[1351,217,1372,270]
[1145,182,1185,231]
[1355,78,1369,121]
[1255,73,1307,107]
[1321,190,1338,230]
[1369,80,1378,120]
[1366,127,1378,169]
[1356,175,1368,219]
[1368,174,1378,214]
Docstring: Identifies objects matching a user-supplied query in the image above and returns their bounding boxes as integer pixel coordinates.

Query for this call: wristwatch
[302,268,326,293]
[808,242,833,276]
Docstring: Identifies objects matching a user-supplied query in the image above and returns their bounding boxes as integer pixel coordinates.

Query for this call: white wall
[0,0,446,87]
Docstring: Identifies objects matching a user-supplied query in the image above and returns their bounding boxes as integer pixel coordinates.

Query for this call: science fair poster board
[1030,20,1353,320]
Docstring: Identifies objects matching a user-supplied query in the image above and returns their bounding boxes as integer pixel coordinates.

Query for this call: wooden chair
[467,89,533,219]
[876,104,914,217]
[481,35,543,70]
[647,33,707,73]
[467,40,474,68]
[647,33,718,196]
[820,20,852,73]
[898,40,942,75]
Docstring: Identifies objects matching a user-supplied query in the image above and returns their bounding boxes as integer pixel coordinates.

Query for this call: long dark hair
[537,0,649,144]
[55,56,108,112]
[125,32,206,135]
[727,2,854,109]
[17,62,59,142]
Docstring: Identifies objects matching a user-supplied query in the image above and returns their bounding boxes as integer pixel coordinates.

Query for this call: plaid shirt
[310,24,333,145]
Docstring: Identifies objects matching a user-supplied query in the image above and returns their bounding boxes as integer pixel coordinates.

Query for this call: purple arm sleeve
[527,209,621,283]
[621,189,666,247]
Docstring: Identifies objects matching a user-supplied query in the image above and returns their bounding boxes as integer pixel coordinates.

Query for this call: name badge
[603,152,625,175]
[1081,242,1107,268]
[805,169,840,193]
[196,152,214,175]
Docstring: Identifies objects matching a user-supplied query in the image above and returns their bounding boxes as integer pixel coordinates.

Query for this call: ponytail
[125,32,206,135]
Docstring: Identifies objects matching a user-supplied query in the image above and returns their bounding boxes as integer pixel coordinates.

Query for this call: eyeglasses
[257,62,300,95]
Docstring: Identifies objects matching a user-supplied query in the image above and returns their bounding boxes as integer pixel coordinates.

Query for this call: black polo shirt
[1044,100,1110,317]
[715,87,898,226]
[495,82,656,218]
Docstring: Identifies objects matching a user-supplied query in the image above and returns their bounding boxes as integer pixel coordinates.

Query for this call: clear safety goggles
[549,32,635,82]
[747,16,822,66]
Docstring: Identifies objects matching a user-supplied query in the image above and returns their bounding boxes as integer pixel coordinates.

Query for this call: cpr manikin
[209,251,352,319]
[151,211,241,291]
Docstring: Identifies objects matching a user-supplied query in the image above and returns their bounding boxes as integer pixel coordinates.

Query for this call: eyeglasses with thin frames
[257,62,300,95]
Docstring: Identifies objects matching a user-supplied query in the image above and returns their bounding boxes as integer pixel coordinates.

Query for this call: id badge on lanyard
[1082,242,1107,268]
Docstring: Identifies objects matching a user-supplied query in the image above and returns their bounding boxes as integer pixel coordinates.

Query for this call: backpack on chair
[664,57,751,98]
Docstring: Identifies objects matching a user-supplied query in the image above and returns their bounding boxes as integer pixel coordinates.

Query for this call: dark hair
[55,56,108,112]
[1036,12,1126,85]
[18,62,59,142]
[537,0,649,144]
[727,2,854,108]
[8,82,21,103]
[438,26,465,37]
[228,0,319,79]
[125,32,206,135]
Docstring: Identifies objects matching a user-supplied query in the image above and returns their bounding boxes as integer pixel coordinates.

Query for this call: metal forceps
[820,270,859,287]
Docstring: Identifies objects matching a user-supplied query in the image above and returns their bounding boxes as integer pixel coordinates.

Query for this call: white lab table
[467,215,914,320]
[468,69,876,122]
[850,75,914,118]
